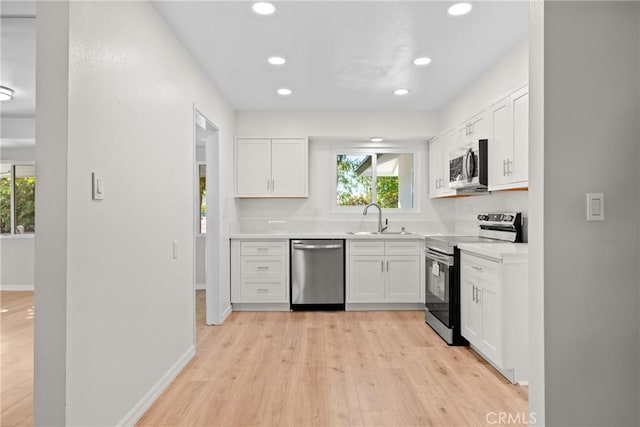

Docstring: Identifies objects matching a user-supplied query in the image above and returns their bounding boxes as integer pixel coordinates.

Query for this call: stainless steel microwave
[449,139,488,192]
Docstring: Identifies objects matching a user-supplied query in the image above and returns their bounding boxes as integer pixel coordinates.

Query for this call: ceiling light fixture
[448,2,472,16]
[277,88,292,96]
[0,86,14,101]
[413,57,432,66]
[268,56,286,65]
[369,137,384,143]
[252,2,276,15]
[393,89,409,96]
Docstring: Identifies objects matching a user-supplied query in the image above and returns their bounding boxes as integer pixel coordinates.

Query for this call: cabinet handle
[476,288,482,303]
[472,265,483,272]
[271,178,275,191]
[267,178,270,191]
[507,159,512,175]
[381,261,384,272]
[502,159,507,176]
[472,285,476,303]
[257,247,269,252]
[386,261,389,271]
[257,288,269,292]
[257,266,269,270]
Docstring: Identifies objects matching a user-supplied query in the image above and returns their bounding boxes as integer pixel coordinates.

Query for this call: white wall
[528,0,545,422]
[439,37,529,132]
[542,2,639,425]
[0,146,36,290]
[35,1,236,425]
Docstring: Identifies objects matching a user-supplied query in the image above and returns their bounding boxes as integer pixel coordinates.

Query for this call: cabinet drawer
[462,253,499,282]
[240,279,286,301]
[240,257,284,276]
[385,241,420,256]
[349,241,385,256]
[240,241,286,256]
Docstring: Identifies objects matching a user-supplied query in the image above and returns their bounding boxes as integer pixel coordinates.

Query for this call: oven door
[425,248,454,328]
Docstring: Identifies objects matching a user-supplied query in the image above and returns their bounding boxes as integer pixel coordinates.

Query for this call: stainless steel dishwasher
[290,239,345,310]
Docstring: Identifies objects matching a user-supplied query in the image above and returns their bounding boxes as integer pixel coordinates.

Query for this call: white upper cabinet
[235,138,308,198]
[429,128,456,198]
[488,86,529,191]
[458,111,488,146]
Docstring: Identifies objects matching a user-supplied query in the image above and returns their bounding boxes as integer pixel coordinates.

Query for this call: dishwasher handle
[292,243,343,250]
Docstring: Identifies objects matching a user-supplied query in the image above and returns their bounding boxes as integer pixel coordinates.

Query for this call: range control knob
[503,214,514,222]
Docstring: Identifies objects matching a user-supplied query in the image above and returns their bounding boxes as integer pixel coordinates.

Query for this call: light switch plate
[92,172,104,200]
[586,193,604,221]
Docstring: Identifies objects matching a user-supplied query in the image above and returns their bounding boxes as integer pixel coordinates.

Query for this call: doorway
[194,109,220,328]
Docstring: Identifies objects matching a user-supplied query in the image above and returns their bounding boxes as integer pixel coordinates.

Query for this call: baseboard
[231,302,290,311]
[0,284,34,291]
[220,304,232,322]
[346,302,425,311]
[116,345,195,427]
[195,282,206,290]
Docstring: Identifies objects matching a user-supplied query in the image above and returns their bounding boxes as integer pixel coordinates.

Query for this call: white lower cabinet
[347,240,422,305]
[231,239,289,310]
[460,251,528,383]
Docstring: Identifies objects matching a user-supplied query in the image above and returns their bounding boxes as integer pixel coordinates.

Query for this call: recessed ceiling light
[393,89,409,96]
[268,56,286,65]
[252,2,276,15]
[277,88,292,96]
[0,86,14,101]
[448,2,472,16]
[413,57,432,66]
[369,137,384,143]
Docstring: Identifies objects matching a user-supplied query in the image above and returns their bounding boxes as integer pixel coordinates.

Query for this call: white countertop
[458,242,528,263]
[229,232,431,240]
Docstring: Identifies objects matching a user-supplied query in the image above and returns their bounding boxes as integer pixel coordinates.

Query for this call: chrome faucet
[363,203,388,233]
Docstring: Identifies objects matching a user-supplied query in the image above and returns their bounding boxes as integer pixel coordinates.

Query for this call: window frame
[330,143,421,214]
[0,161,36,239]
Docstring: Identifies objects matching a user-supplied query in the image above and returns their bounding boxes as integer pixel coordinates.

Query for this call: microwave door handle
[466,149,476,181]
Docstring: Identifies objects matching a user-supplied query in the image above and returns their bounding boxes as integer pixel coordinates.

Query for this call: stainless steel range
[424,212,523,345]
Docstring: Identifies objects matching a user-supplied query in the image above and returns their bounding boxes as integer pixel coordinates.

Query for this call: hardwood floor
[139,291,528,426]
[1,291,34,427]
[0,290,528,426]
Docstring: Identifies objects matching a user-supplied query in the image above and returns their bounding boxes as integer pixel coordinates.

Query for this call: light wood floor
[0,291,528,426]
[1,291,34,427]
[139,291,528,426]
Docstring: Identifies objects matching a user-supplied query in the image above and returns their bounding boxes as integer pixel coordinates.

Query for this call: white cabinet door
[479,280,502,365]
[385,256,421,302]
[429,129,456,198]
[460,273,482,344]
[511,87,529,184]
[349,256,385,302]
[271,138,307,196]
[489,96,511,187]
[429,136,443,197]
[488,86,529,191]
[236,139,271,196]
[459,112,487,146]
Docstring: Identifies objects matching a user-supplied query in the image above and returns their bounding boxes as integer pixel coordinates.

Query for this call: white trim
[231,302,290,311]
[195,282,206,290]
[220,304,232,322]
[116,345,195,427]
[345,302,425,311]
[0,160,36,236]
[0,233,35,239]
[0,283,34,291]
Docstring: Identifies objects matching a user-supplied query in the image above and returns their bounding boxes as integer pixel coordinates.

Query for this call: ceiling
[0,1,529,119]
[0,15,35,118]
[153,1,529,112]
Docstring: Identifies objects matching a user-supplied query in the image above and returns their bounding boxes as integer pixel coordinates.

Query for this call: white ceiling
[0,16,35,118]
[153,1,529,112]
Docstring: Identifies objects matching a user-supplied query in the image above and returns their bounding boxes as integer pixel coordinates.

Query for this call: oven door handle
[426,251,453,267]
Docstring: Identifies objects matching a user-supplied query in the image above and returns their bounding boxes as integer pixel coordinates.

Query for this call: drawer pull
[472,266,483,272]
[257,266,269,270]
[257,288,269,292]
[257,247,269,251]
